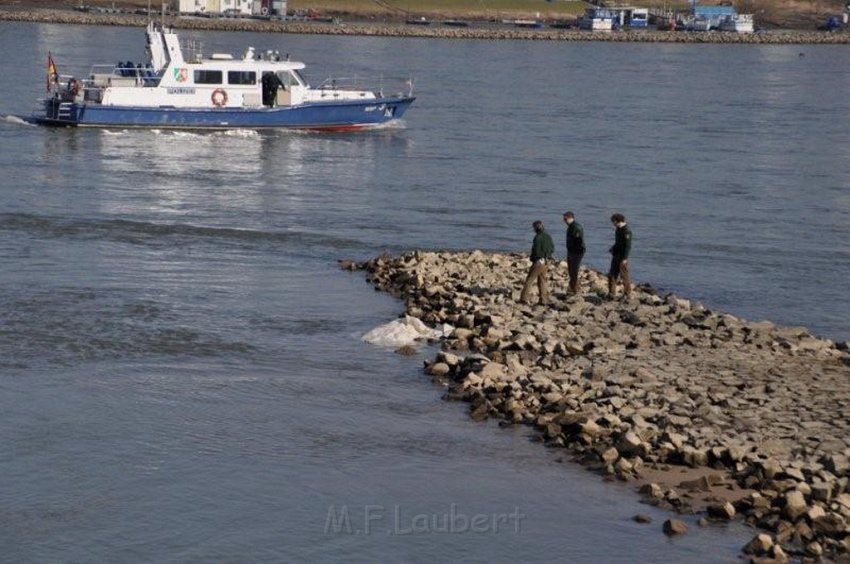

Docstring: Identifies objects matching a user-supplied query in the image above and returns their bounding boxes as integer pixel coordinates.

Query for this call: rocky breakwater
[355,250,850,560]
[2,8,850,44]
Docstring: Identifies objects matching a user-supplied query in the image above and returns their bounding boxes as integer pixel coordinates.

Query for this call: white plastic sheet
[362,315,454,347]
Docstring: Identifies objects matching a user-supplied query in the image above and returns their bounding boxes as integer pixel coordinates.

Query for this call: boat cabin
[66,22,378,110]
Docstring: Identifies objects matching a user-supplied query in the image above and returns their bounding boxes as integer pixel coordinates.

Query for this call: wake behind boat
[28,22,415,131]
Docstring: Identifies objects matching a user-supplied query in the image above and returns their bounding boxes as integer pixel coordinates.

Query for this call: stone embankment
[3,8,850,44]
[353,250,850,560]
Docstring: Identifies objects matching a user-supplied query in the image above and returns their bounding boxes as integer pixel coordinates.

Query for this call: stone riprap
[356,250,850,560]
[3,8,850,44]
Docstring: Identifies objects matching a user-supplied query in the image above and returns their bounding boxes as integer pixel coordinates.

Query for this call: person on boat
[143,63,155,85]
[261,72,284,107]
[562,211,585,295]
[607,213,632,299]
[63,78,80,102]
[520,220,555,306]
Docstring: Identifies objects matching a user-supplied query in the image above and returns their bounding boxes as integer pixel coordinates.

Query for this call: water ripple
[0,212,371,251]
[0,290,254,367]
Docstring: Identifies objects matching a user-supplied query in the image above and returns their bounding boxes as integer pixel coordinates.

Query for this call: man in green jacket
[607,213,632,299]
[520,220,555,306]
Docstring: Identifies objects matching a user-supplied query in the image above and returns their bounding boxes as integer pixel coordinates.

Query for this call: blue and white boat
[29,22,415,131]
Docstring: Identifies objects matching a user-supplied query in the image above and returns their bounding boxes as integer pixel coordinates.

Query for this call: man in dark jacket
[520,220,555,305]
[562,211,585,294]
[607,213,632,298]
[261,72,284,107]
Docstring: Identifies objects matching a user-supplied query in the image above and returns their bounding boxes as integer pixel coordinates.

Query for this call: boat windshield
[275,69,308,88]
[292,69,308,87]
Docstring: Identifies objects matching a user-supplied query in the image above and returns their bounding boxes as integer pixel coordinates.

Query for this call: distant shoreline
[3,7,850,44]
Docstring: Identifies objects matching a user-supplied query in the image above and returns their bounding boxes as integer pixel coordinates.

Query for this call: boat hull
[29,96,415,130]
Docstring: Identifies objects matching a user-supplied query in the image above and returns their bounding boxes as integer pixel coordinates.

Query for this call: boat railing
[315,74,414,98]
[87,64,161,88]
[50,73,76,91]
[48,73,85,103]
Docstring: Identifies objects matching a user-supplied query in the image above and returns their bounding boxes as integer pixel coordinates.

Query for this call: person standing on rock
[520,220,555,306]
[562,211,585,295]
[608,213,632,299]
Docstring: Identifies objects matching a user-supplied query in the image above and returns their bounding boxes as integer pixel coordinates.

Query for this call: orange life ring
[211,88,228,107]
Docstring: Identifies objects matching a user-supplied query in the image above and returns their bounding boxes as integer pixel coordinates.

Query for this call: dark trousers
[567,252,584,293]
[608,256,631,297]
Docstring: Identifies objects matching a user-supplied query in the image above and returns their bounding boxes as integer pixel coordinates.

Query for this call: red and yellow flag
[47,52,58,92]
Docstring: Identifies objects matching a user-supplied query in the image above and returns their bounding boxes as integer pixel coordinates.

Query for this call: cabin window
[275,71,293,88]
[194,70,223,84]
[228,71,256,85]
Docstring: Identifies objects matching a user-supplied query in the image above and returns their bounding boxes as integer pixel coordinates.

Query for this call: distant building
[171,0,258,16]
[693,5,737,17]
[268,0,287,16]
[606,6,650,28]
[692,5,736,30]
[589,4,651,28]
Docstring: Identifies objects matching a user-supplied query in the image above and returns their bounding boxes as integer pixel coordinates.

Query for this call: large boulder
[427,362,451,377]
[707,502,736,520]
[783,490,808,522]
[662,519,689,536]
[617,431,647,457]
[743,533,774,555]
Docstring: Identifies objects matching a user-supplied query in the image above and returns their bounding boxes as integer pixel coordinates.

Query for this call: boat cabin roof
[190,57,306,72]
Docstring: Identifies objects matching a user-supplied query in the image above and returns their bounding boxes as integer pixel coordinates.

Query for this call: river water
[1,21,849,562]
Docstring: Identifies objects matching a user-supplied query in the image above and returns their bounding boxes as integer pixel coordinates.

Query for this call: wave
[371,119,406,130]
[248,317,347,336]
[1,114,36,127]
[101,124,397,140]
[0,212,372,251]
[0,292,256,368]
[216,129,260,138]
[144,128,260,139]
[166,130,207,139]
